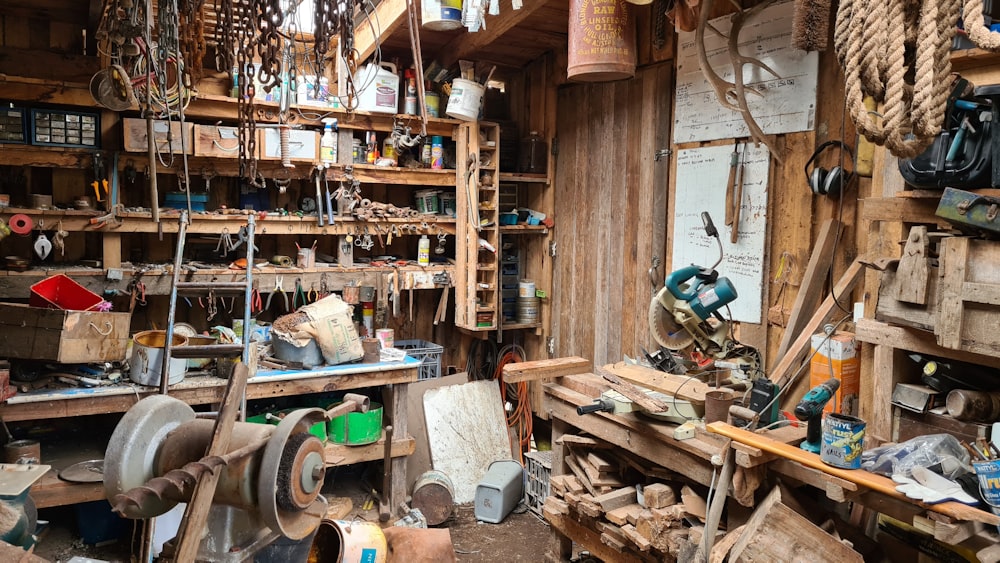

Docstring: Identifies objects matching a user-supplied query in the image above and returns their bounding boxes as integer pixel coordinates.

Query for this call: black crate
[0,104,27,144]
[30,108,100,148]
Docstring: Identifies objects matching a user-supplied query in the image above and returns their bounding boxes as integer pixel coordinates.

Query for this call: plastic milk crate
[524,450,553,516]
[395,339,444,380]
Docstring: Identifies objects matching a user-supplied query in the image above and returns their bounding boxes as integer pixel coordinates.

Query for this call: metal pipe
[240,214,256,421]
[160,211,189,395]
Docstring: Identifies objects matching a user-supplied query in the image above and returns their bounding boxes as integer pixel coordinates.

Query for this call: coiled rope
[836,0,962,158]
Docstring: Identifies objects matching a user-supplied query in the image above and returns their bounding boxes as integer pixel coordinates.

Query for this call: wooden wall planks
[551,63,672,366]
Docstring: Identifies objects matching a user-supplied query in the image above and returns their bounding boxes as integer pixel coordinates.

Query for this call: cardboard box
[0,303,131,363]
[810,331,860,415]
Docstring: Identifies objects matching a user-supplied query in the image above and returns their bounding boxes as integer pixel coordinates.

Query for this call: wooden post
[700,444,735,561]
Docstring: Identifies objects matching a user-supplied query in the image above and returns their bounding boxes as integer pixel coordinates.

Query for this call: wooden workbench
[7,358,420,512]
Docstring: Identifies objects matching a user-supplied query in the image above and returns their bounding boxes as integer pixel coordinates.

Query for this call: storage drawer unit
[123,117,194,154]
[193,124,242,158]
[31,109,100,148]
[0,104,27,144]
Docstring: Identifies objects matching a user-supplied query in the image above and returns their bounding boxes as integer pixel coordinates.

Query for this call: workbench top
[0,357,421,422]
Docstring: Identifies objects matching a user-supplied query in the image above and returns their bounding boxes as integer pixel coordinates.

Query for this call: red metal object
[29,274,105,311]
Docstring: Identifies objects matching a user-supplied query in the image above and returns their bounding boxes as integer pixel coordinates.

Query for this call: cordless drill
[794,378,841,453]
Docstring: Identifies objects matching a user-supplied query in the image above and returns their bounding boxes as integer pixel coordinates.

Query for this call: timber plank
[602,362,711,406]
[777,219,840,357]
[707,421,1000,525]
[501,356,592,383]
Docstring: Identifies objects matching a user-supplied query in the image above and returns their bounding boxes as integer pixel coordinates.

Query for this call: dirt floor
[28,464,558,562]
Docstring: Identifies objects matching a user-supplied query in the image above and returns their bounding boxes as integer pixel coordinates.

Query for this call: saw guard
[649,287,695,350]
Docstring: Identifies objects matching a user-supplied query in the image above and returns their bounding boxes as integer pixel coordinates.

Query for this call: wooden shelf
[0,264,455,295]
[0,76,460,137]
[327,163,457,186]
[950,47,1000,71]
[325,435,415,466]
[501,321,541,330]
[499,172,550,184]
[500,225,549,234]
[0,208,456,235]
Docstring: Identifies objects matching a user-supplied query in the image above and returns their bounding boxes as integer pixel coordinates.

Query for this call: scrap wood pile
[541,433,709,562]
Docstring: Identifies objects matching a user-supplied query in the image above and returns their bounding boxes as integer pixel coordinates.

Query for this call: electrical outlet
[106,268,123,281]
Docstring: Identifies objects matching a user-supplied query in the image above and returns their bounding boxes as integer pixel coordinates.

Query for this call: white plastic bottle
[418,235,430,266]
[320,118,338,166]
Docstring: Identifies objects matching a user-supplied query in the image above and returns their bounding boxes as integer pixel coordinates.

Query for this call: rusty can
[568,0,637,82]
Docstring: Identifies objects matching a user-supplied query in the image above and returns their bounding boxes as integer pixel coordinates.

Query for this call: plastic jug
[357,62,399,114]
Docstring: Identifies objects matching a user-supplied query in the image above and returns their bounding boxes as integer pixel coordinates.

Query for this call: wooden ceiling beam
[353,0,409,63]
[435,1,550,68]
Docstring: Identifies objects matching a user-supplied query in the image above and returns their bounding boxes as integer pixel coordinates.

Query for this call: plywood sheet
[423,379,513,503]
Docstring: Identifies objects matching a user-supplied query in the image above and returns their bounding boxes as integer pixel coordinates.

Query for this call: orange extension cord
[495,345,532,466]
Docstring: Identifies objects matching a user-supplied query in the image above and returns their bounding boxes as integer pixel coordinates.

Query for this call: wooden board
[192,124,241,159]
[501,356,592,383]
[706,421,1000,525]
[729,486,862,562]
[938,237,1000,358]
[404,372,469,493]
[122,118,194,155]
[602,362,711,406]
[777,219,840,357]
[423,379,513,503]
[0,303,132,363]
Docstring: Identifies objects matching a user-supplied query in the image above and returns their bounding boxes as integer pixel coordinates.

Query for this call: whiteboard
[673,1,818,144]
[671,144,769,323]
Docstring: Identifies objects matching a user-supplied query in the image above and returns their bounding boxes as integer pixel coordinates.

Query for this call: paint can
[445,78,485,121]
[439,192,457,217]
[4,439,40,464]
[567,0,637,82]
[309,519,387,563]
[517,296,539,324]
[974,460,1000,507]
[375,328,394,349]
[421,0,463,31]
[129,330,188,387]
[518,280,536,298]
[425,92,441,117]
[411,470,456,526]
[414,189,441,215]
[820,413,866,469]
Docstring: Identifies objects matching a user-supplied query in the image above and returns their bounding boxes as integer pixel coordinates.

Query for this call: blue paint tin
[820,413,866,469]
[974,460,1000,507]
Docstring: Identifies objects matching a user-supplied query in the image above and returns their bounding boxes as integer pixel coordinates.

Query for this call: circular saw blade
[59,459,104,483]
[649,290,695,350]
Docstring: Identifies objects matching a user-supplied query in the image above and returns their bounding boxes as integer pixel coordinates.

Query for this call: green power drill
[794,378,841,453]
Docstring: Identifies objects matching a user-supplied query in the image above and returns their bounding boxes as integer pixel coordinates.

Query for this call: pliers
[293,278,308,310]
[265,276,289,313]
[250,280,263,314]
[306,283,319,304]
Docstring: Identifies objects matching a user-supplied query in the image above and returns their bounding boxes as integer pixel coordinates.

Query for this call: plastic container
[404,69,418,115]
[445,78,485,121]
[328,401,383,445]
[165,192,208,211]
[422,0,463,30]
[475,459,524,523]
[439,192,457,217]
[415,189,440,214]
[395,339,444,380]
[30,274,104,311]
[320,118,337,166]
[357,63,399,114]
[425,91,441,117]
[524,450,552,516]
[129,330,188,386]
[499,212,518,225]
[352,138,364,163]
[518,132,548,174]
[418,235,431,266]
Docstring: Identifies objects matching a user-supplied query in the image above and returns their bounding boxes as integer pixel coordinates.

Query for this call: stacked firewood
[542,434,709,562]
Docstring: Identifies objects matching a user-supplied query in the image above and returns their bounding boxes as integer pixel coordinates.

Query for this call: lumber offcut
[729,486,862,562]
[502,356,592,382]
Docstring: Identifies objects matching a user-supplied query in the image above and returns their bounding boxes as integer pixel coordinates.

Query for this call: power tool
[648,212,739,360]
[794,378,841,453]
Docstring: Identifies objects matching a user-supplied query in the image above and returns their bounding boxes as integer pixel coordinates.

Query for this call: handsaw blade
[649,288,695,350]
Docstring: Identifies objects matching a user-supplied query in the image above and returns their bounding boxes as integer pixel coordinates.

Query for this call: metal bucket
[328,402,383,446]
[411,470,456,526]
[309,519,387,563]
[129,330,188,387]
[271,334,324,369]
[568,0,637,82]
[704,390,735,425]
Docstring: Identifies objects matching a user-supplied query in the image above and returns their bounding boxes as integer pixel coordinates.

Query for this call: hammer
[324,393,371,420]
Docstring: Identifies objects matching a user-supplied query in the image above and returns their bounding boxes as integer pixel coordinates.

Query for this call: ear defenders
[805,140,855,197]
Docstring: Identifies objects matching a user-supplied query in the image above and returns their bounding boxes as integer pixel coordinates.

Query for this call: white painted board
[671,144,770,323]
[423,379,514,503]
[673,1,818,144]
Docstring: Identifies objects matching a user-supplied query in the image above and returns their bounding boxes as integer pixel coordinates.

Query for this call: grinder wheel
[258,407,328,540]
[275,431,326,512]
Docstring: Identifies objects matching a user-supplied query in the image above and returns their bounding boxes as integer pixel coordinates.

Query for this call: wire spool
[7,214,32,235]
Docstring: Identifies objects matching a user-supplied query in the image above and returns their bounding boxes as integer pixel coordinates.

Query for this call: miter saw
[648,212,762,383]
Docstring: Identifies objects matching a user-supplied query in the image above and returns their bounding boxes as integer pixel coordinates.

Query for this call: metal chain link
[236,0,258,182]
[253,0,284,93]
[179,0,207,80]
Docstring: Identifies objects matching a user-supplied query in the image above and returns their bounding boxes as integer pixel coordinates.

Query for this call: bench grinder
[104,394,366,561]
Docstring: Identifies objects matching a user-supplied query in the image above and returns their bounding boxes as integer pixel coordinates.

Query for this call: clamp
[265,276,289,312]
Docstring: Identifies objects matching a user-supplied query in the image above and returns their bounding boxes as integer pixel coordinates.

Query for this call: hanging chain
[214,0,235,73]
[179,0,207,80]
[236,0,258,182]
[253,0,284,93]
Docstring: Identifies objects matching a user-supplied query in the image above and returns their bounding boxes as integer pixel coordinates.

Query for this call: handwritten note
[673,1,818,144]
[671,144,770,323]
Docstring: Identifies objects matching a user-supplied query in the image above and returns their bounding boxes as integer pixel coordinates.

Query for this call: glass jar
[518,131,548,174]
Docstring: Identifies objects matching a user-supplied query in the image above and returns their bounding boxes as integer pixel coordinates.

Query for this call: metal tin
[820,413,866,469]
[568,0,637,82]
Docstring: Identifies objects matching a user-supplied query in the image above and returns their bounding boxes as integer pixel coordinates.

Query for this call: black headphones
[805,140,855,197]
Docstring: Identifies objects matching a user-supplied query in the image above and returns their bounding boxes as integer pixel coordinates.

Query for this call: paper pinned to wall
[671,144,769,323]
[673,1,818,144]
